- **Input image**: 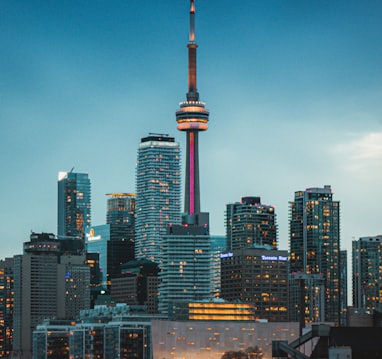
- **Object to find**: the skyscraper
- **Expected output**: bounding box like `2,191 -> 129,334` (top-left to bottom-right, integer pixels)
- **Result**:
13,233 -> 90,358
352,235 -> 382,310
158,0 -> 211,314
135,134 -> 181,263
58,170 -> 91,241
226,196 -> 278,251
289,185 -> 341,324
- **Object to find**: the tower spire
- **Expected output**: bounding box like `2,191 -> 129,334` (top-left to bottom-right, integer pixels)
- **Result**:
187,0 -> 198,101
176,0 -> 209,221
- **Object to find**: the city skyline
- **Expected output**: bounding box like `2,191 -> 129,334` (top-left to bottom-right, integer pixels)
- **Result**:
1,0 -> 382,260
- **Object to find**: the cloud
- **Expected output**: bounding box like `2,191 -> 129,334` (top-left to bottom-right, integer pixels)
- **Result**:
333,131 -> 382,173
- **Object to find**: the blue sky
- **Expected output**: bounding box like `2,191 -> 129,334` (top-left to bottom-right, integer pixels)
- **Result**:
1,0 -> 382,261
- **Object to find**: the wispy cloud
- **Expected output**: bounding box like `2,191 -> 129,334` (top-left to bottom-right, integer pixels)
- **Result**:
333,132 -> 382,172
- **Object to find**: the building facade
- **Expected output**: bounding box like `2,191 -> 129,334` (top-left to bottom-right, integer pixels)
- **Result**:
152,320 -> 298,359
210,235 -> 226,295
58,171 -> 91,242
106,193 -> 136,246
112,259 -> 160,314
352,235 -> 382,310
135,134 -> 181,263
158,225 -> 211,314
289,185 -> 341,324
86,224 -> 135,291
33,319 -> 152,359
220,248 -> 289,321
226,196 -> 278,251
13,233 -> 90,358
0,258 -> 14,357
340,249 -> 348,326
169,300 -> 257,321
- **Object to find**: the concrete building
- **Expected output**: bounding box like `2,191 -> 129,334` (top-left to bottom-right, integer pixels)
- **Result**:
111,259 -> 160,314
226,196 -> 278,251
135,134 -> 181,264
289,185 -> 341,324
13,233 -> 90,359
152,319 -> 299,359
220,248 -> 289,321
57,171 -> 91,242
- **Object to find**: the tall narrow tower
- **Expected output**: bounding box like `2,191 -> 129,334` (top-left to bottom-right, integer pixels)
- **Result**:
289,185 -> 341,325
158,0 -> 211,314
58,171 -> 91,242
176,0 -> 209,222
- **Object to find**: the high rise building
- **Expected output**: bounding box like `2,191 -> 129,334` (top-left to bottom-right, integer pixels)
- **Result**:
135,134 -> 181,263
0,258 -> 13,357
13,233 -> 90,358
220,248 -> 289,321
289,185 -> 341,324
226,196 -> 278,251
58,170 -> 91,242
158,0 -> 211,314
158,225 -> 211,314
352,235 -> 382,310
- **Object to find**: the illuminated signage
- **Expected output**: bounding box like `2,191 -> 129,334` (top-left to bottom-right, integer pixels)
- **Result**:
86,228 -> 101,241
220,252 -> 233,259
261,255 -> 288,261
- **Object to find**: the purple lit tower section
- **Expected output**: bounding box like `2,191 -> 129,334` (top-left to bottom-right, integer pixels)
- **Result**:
176,0 -> 209,227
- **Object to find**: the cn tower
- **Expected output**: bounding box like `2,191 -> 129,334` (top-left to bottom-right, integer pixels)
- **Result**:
176,0 -> 209,223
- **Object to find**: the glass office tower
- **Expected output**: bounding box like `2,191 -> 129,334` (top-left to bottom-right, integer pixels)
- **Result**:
58,171 -> 91,241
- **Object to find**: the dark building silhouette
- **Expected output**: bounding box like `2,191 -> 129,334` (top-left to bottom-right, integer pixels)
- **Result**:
221,248 -> 289,321
111,259 -> 160,314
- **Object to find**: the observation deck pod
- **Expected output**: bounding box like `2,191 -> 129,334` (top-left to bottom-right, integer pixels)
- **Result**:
176,101 -> 209,131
